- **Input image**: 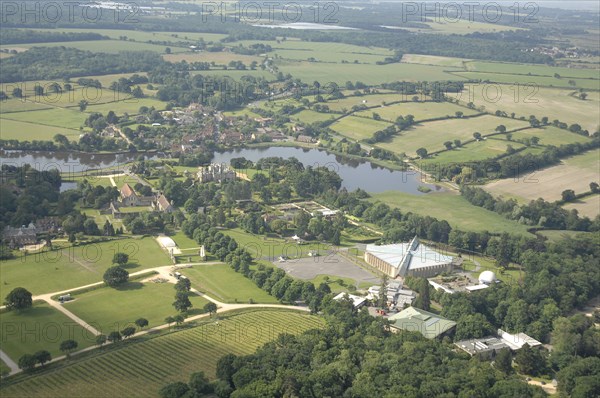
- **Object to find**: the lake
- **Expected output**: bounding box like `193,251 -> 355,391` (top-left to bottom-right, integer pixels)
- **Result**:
0,147 -> 439,194
212,146 -> 439,194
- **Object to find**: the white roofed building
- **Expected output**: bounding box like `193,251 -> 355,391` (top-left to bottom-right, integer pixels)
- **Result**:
364,236 -> 458,278
333,293 -> 367,309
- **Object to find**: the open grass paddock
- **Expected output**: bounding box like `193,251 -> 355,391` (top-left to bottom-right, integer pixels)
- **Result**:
1,40 -> 186,54
371,191 -> 533,235
563,194 -> 600,218
378,114 -> 529,156
0,238 -> 169,298
64,282 -> 210,334
0,309 -> 324,397
181,263 -> 279,304
0,302 -> 94,361
355,101 -> 478,122
330,116 -> 393,141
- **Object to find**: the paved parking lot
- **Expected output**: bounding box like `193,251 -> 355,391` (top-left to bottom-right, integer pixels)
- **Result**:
275,253 -> 380,285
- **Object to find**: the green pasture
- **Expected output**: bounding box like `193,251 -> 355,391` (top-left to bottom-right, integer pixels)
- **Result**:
2,107 -> 86,130
330,116 -> 393,141
403,19 -> 523,35
0,238 -> 169,298
453,71 -> 600,90
378,114 -> 529,156
419,138 -> 526,165
291,110 -> 337,124
0,118 -> 81,141
323,93 -> 429,112
189,69 -> 274,80
1,40 -> 186,54
64,282 -> 210,334
275,60 -> 464,85
0,309 -> 323,397
466,60 -> 600,80
355,101 -> 478,122
371,191 -> 533,236
0,302 -> 94,362
182,263 -> 279,304
509,126 -> 592,146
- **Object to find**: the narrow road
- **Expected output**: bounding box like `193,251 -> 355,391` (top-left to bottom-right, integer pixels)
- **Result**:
0,350 -> 19,374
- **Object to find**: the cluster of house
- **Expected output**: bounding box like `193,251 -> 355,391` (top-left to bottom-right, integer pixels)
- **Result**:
2,218 -> 61,248
106,183 -> 173,218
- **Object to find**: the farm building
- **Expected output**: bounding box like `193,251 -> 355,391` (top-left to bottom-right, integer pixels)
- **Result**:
333,293 -> 367,309
120,183 -> 139,206
388,307 -> 456,339
364,236 -> 458,278
153,194 -> 173,213
455,329 -> 541,359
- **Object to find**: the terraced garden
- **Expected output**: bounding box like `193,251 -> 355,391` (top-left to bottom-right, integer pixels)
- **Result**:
0,309 -> 324,398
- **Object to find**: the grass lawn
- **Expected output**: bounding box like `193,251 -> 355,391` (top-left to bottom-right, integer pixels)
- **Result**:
330,116 -> 393,141
371,191 -> 533,236
169,231 -> 200,250
222,228 -> 330,261
181,263 -> 279,304
0,309 -> 323,397
378,115 -> 529,156
355,101 -> 479,122
459,84 -> 600,133
0,302 -> 94,362
0,118 -> 81,141
0,238 -> 170,298
64,282 -> 209,334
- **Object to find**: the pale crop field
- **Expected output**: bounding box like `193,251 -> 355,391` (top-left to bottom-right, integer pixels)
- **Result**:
563,195 -> 600,218
164,52 -> 263,65
457,84 -> 600,133
401,54 -> 469,68
484,149 -> 600,203
1,40 -> 186,54
452,71 -> 600,90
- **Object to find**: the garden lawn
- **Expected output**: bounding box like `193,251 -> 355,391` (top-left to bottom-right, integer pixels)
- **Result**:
181,263 -> 279,304
0,302 -> 94,362
0,238 -> 169,298
63,282 -> 210,334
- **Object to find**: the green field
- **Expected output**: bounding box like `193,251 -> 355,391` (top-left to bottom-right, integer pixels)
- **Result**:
8,28 -> 227,44
509,126 -> 592,147
291,110 -> 338,124
355,101 -> 479,122
275,60 -> 464,85
1,40 -> 186,54
0,309 -> 324,397
330,116 -> 393,141
0,302 -> 94,361
222,228 -> 328,260
2,107 -> 86,130
452,71 -> 600,90
64,282 -> 210,334
181,263 -> 279,304
419,138 -> 527,165
402,19 -> 523,35
0,118 -> 81,141
372,191 -> 533,235
0,238 -> 170,298
458,84 -> 600,133
170,231 -> 200,250
378,115 -> 529,156
466,60 -> 600,80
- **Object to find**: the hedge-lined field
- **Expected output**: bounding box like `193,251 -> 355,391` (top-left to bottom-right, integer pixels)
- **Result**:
0,309 -> 324,398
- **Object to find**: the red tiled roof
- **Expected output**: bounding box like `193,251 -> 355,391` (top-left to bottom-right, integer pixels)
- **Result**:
121,183 -> 136,198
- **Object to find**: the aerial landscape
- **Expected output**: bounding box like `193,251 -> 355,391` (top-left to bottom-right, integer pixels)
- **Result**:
0,1 -> 599,397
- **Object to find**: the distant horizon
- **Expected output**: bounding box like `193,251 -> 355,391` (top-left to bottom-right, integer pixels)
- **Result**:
375,1 -> 600,12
